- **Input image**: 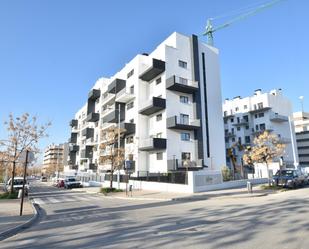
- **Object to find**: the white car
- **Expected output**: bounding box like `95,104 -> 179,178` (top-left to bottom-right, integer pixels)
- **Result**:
6,177 -> 29,196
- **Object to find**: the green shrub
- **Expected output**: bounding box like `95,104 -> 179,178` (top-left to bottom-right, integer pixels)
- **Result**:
221,166 -> 232,181
100,187 -> 123,195
0,191 -> 18,199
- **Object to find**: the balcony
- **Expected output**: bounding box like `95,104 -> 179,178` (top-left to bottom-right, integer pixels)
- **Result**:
102,107 -> 125,123
139,97 -> 166,116
233,119 -> 249,126
167,159 -> 203,171
249,106 -> 271,114
139,137 -> 167,151
166,116 -> 200,130
101,92 -> 115,105
225,132 -> 236,138
86,112 -> 100,122
69,119 -> 78,127
69,145 -> 79,152
81,127 -> 94,138
166,76 -> 198,94
120,122 -> 136,135
115,87 -> 135,103
88,89 -> 101,101
69,132 -> 78,143
89,163 -> 97,171
270,113 -> 289,122
80,146 -> 94,159
107,78 -> 126,94
252,126 -> 274,135
139,58 -> 165,82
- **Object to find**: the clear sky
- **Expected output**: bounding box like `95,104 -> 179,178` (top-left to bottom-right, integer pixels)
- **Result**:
0,0 -> 308,163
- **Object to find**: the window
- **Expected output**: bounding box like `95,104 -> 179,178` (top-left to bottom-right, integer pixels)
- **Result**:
156,77 -> 161,85
238,137 -> 242,144
180,114 -> 189,125
126,136 -> 134,144
255,114 -> 258,119
245,136 -> 251,144
260,123 -> 266,130
232,137 -> 236,142
129,119 -> 134,123
180,96 -> 189,104
225,137 -> 229,143
255,125 -> 259,131
181,132 -> 190,141
245,125 -> 249,130
244,105 -> 248,109
130,85 -> 134,94
258,102 -> 263,109
179,77 -> 188,85
127,101 -> 134,110
237,117 -> 240,123
235,107 -> 239,112
178,60 -> 187,69
224,119 -> 227,124
230,118 -> 234,123
127,69 -> 134,79
237,127 -> 241,131
181,152 -> 191,161
156,113 -> 162,121
157,152 -> 163,160
243,115 -> 249,122
231,128 -> 235,134
224,111 -> 227,117
258,112 -> 264,118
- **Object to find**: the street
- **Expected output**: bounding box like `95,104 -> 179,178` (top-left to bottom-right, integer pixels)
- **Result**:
1,181 -> 309,249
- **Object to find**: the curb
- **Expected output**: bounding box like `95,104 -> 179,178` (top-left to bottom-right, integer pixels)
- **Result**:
0,199 -> 40,241
101,195 -> 172,202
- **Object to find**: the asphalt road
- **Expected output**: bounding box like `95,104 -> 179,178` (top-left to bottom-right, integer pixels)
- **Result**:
1,181 -> 309,249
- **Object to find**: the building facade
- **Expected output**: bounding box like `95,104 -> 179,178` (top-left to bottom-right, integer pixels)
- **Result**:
68,32 -> 226,179
292,111 -> 309,169
222,89 -> 299,174
43,143 -> 67,175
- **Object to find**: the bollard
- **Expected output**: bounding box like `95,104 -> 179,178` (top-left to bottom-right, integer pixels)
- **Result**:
247,181 -> 253,194
18,189 -> 23,199
129,184 -> 133,197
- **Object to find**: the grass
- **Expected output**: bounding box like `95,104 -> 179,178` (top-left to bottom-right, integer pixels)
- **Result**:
100,187 -> 123,195
0,191 -> 18,199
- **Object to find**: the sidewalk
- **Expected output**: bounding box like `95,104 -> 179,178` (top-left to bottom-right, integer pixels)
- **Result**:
0,199 -> 34,237
78,184 -> 278,201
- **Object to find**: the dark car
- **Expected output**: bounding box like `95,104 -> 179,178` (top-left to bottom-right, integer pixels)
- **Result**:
64,177 -> 82,189
272,169 -> 306,188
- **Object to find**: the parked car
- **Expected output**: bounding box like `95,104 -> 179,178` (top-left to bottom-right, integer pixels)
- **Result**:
272,169 -> 306,188
64,177 -> 82,189
6,177 -> 29,195
41,176 -> 47,182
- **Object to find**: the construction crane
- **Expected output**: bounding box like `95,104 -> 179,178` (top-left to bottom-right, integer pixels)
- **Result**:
203,0 -> 284,46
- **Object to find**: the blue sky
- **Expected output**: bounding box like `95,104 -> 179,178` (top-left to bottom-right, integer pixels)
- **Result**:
0,0 -> 308,163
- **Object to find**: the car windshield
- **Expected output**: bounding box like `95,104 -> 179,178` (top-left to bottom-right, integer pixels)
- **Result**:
67,178 -> 76,182
14,179 -> 25,185
275,170 -> 294,176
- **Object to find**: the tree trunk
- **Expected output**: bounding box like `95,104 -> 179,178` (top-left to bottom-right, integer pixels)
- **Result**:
266,162 -> 271,186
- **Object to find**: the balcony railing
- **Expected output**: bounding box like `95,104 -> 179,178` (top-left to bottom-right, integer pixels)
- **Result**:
139,58 -> 165,82
139,137 -> 167,151
139,97 -> 166,116
167,116 -> 200,130
166,75 -> 198,93
115,87 -> 135,103
270,113 -> 289,122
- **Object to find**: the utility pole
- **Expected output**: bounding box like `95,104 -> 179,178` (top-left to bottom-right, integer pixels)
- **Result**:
117,103 -> 121,190
20,149 -> 29,216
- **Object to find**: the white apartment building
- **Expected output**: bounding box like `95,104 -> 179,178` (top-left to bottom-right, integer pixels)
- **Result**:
222,89 -> 299,176
43,143 -> 68,175
292,111 -> 309,169
67,32 -> 226,182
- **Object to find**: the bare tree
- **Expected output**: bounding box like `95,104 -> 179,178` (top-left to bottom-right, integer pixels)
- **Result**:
0,113 -> 51,193
99,126 -> 126,189
243,131 -> 285,185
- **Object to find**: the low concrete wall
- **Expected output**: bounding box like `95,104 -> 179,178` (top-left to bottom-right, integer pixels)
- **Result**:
194,178 -> 269,192
129,180 -> 192,193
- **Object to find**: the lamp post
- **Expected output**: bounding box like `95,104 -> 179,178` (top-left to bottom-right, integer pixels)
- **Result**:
117,102 -> 121,190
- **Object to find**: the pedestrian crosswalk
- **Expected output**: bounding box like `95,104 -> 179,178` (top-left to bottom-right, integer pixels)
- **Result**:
32,193 -> 100,205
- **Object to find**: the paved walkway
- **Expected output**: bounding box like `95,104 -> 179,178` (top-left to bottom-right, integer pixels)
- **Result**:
0,199 -> 34,235
75,184 -> 278,201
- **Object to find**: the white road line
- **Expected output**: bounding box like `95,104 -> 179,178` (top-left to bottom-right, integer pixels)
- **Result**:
33,198 -> 45,205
